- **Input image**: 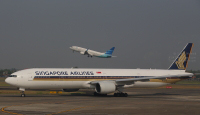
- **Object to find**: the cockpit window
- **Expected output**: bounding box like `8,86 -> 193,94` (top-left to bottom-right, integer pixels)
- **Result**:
9,75 -> 17,77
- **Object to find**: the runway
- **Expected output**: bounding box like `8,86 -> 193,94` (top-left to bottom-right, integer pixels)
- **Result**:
0,88 -> 200,115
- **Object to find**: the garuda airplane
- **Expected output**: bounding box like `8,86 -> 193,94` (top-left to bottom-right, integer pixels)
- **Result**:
5,43 -> 194,97
69,46 -> 116,58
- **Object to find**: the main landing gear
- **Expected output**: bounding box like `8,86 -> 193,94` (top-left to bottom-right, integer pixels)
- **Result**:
94,92 -> 107,96
114,87 -> 128,97
93,92 -> 128,97
88,55 -> 92,58
114,93 -> 128,97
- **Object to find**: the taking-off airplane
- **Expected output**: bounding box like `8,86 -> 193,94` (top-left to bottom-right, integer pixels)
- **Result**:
5,43 -> 194,97
69,46 -> 116,58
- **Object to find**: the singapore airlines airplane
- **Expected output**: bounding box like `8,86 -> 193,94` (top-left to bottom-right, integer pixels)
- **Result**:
69,46 -> 116,58
5,43 -> 194,97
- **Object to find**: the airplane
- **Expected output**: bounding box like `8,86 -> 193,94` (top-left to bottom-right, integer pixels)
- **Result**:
69,46 -> 116,58
5,43 -> 194,97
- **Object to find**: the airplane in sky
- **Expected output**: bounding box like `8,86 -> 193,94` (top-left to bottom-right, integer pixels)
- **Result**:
5,43 -> 194,97
69,46 -> 116,58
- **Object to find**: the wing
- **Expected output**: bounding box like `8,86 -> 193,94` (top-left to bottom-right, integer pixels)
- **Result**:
90,73 -> 193,85
87,52 -> 93,56
80,49 -> 90,55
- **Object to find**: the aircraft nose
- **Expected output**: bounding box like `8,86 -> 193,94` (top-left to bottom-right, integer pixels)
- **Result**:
5,77 -> 10,84
5,77 -> 16,85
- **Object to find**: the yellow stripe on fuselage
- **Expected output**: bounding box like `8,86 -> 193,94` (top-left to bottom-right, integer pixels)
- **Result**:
150,79 -> 182,83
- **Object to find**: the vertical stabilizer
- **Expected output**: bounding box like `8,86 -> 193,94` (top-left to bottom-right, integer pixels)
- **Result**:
168,43 -> 194,70
105,47 -> 115,55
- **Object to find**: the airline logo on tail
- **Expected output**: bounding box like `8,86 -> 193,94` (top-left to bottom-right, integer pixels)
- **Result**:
105,47 -> 115,55
175,51 -> 186,69
169,43 -> 194,70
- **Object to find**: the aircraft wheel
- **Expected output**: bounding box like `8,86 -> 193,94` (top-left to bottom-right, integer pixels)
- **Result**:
114,93 -> 128,97
124,93 -> 128,97
114,93 -> 119,97
94,92 -> 98,96
94,92 -> 108,96
21,94 -> 25,97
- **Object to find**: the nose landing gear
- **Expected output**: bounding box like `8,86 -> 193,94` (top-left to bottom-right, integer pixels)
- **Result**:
21,91 -> 26,97
19,88 -> 26,97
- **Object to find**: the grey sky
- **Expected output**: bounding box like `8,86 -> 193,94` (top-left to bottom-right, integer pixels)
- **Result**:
0,0 -> 200,70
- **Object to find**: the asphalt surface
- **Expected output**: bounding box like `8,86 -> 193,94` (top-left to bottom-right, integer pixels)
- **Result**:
0,87 -> 200,115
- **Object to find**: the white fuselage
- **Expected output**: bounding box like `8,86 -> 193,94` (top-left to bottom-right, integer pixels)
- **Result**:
5,68 -> 191,90
70,46 -> 105,57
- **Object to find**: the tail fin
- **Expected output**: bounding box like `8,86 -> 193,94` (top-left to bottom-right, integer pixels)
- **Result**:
105,47 -> 115,55
168,43 -> 194,70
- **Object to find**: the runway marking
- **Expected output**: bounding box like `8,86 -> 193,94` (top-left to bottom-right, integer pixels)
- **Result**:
47,106 -> 93,115
1,99 -> 91,115
2,105 -> 23,115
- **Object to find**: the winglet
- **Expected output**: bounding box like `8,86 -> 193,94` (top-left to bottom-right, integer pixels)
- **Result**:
168,43 -> 194,70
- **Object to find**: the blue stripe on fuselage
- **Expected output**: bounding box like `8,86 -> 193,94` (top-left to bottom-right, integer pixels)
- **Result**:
98,54 -> 112,58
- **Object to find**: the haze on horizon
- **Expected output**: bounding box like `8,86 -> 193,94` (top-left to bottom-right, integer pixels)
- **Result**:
0,0 -> 200,70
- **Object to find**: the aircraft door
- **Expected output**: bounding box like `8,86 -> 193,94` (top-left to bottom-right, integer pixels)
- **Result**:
28,76 -> 33,81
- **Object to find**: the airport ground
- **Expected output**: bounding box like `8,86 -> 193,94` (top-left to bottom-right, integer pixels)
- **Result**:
0,78 -> 200,115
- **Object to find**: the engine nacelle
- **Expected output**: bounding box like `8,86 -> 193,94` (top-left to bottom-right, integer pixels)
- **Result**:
123,84 -> 134,88
95,82 -> 116,94
80,52 -> 85,55
62,89 -> 79,92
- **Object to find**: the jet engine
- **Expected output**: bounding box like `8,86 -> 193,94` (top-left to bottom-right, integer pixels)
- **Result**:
62,89 -> 79,92
95,82 -> 116,94
80,52 -> 85,55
